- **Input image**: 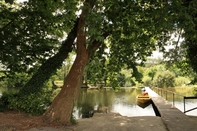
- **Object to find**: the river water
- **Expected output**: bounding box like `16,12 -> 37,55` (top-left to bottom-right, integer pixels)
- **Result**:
1,87 -> 196,118
73,87 -> 197,119
73,88 -> 155,119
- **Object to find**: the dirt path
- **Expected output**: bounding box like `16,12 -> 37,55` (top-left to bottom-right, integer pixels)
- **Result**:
0,111 -> 64,131
1,111 -> 197,131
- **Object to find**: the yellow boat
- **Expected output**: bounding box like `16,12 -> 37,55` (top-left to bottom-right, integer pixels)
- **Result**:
136,94 -> 152,108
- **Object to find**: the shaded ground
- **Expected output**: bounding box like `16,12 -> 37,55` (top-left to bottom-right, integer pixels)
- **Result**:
0,111 -> 197,131
188,115 -> 197,123
71,113 -> 167,131
0,111 -> 65,131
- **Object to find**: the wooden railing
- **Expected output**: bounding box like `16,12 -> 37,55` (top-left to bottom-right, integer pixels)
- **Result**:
152,87 -> 197,114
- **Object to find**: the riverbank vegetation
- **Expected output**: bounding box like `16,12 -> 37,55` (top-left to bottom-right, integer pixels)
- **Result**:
1,56 -> 197,115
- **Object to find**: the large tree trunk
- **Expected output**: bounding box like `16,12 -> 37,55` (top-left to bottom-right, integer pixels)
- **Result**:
43,1 -> 91,124
43,53 -> 89,124
19,19 -> 78,95
43,0 -> 109,124
43,23 -> 89,124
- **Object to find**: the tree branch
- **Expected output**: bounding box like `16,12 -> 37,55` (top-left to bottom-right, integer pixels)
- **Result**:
87,32 -> 110,58
0,20 -> 14,32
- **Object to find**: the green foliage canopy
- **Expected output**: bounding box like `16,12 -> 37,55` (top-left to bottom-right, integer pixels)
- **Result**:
2,0 -> 195,85
82,0 -> 183,86
0,0 -> 77,76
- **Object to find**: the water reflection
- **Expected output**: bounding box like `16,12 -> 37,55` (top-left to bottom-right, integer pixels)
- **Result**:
73,88 -> 155,119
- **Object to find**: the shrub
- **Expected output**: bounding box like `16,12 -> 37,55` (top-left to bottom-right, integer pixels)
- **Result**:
153,70 -> 175,88
0,92 -> 17,112
193,87 -> 197,96
142,76 -> 152,87
116,73 -> 126,87
0,91 -> 52,115
174,77 -> 190,86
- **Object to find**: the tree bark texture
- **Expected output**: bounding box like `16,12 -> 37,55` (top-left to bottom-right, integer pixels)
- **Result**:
43,2 -> 89,124
43,0 -> 109,124
43,54 -> 89,124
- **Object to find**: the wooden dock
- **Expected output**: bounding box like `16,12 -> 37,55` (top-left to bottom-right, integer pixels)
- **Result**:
146,87 -> 196,131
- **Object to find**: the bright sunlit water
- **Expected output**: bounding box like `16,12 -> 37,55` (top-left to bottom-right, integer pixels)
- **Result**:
73,87 -> 197,119
73,88 -> 155,119
1,87 -> 196,118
